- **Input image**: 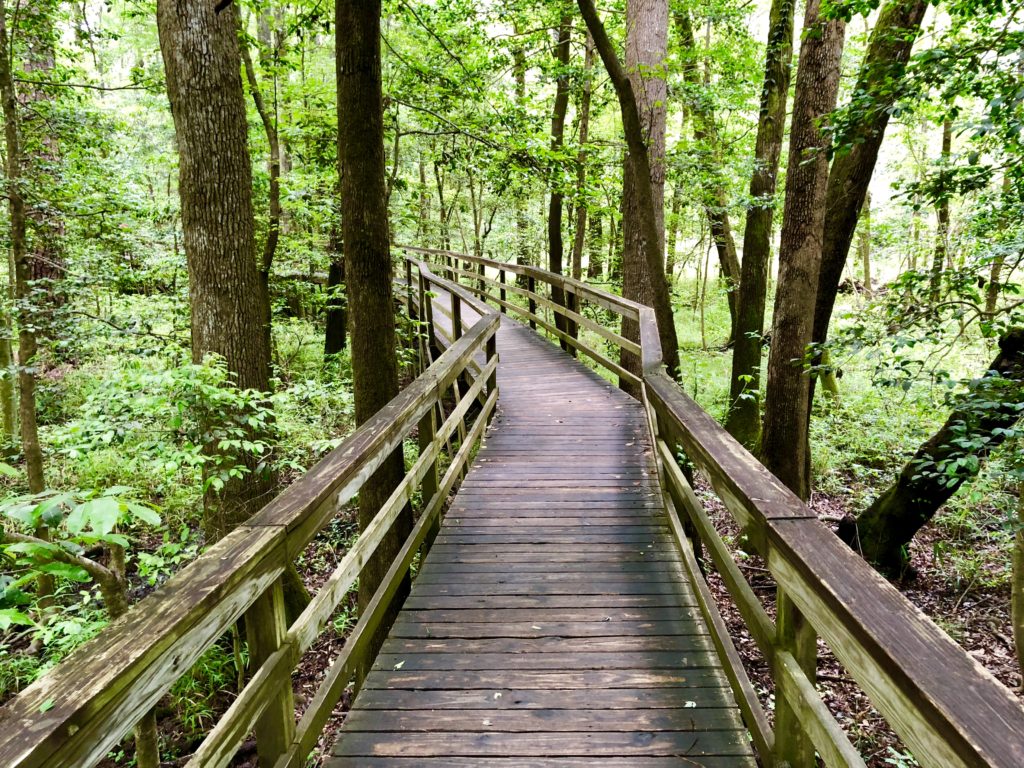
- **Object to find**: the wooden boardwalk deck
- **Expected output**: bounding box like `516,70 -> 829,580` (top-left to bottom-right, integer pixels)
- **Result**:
328,315 -> 755,766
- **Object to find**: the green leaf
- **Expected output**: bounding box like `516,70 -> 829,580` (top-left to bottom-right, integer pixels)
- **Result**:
0,462 -> 19,478
36,562 -> 91,582
0,608 -> 34,631
125,502 -> 160,527
80,497 -> 122,535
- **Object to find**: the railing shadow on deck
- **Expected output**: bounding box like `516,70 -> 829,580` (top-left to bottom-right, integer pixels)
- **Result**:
0,261 -> 498,768
399,244 -> 1024,768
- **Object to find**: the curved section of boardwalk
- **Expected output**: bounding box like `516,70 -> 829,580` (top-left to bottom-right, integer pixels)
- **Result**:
329,317 -> 755,766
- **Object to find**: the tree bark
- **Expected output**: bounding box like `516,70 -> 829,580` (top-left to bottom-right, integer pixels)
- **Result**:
571,33 -> 596,285
513,37 -> 532,288
929,118 -> 953,304
665,179 -> 683,277
548,14 -> 573,352
587,210 -> 604,279
761,0 -> 845,500
324,215 -> 347,357
336,0 -> 410,636
580,0 -> 680,380
851,329 -> 1024,572
724,0 -> 796,449
157,0 -> 275,541
860,191 -> 872,296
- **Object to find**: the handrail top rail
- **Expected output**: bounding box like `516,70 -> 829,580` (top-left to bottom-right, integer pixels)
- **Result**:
405,253 -> 494,318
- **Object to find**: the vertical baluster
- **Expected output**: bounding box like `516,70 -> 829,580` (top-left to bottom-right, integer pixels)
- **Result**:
418,404 -> 440,549
499,269 -> 507,313
244,578 -> 295,765
774,588 -> 816,767
527,275 -> 537,330
486,331 -> 498,425
451,292 -> 462,341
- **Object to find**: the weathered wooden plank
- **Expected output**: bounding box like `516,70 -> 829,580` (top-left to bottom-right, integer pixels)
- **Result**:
342,707 -> 745,733
380,636 -> 712,655
332,730 -> 752,758
352,687 -> 735,710
329,757 -> 756,768
362,668 -> 731,690
371,652 -> 721,672
390,620 -> 703,638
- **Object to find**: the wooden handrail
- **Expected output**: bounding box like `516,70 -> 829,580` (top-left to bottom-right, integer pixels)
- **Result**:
0,261 -> 500,768
402,245 -> 1024,768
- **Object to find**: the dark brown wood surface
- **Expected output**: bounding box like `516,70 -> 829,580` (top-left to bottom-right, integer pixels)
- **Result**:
328,315 -> 752,765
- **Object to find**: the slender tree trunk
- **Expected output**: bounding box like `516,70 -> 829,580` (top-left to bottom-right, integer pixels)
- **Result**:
850,329 -> 1024,572
587,210 -> 604,279
724,0 -> 795,448
336,0 -> 410,639
571,33 -> 596,285
158,0 -> 275,541
582,0 -> 680,382
324,215 -> 347,357
761,0 -> 845,500
513,38 -> 531,287
676,10 -> 741,340
860,191 -> 872,296
548,14 -> 573,352
417,153 -> 429,241
930,117 -> 953,305
987,175 -> 1011,316
240,27 -> 281,358
665,180 -> 683,277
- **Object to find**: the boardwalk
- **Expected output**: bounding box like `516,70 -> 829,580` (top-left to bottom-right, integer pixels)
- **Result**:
329,315 -> 755,766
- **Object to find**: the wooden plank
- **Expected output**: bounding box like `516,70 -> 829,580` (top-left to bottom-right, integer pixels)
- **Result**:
353,687 -> 736,710
342,708 -> 745,733
329,757 -> 756,768
390,620 -> 704,638
332,730 -> 752,758
361,669 -> 732,690
370,652 -> 722,672
379,636 -> 713,655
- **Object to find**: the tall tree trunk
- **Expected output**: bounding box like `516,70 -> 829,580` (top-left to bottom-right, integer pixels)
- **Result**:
158,0 -> 275,541
240,25 -> 281,359
676,10 -> 741,340
324,212 -> 347,358
417,153 -> 429,241
860,191 -> 872,296
513,36 -> 531,287
724,0 -> 796,448
665,180 -> 683,277
811,0 -> 928,367
571,33 -> 596,284
929,118 -> 953,304
336,0 -> 410,638
548,14 -> 573,352
850,329 -> 1024,573
987,175 -> 1011,317
761,0 -> 845,500
583,0 -> 680,382
587,209 -> 604,279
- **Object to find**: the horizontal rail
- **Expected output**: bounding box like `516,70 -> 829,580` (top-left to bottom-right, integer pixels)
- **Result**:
0,266 -> 501,768
403,244 -> 1024,768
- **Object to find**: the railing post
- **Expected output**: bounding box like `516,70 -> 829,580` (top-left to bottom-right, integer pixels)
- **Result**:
244,578 -> 295,766
404,256 -> 413,312
418,272 -> 434,368
774,587 -> 816,767
499,269 -> 507,313
486,331 -> 498,424
451,292 -> 462,340
527,275 -> 537,330
418,405 -> 440,548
